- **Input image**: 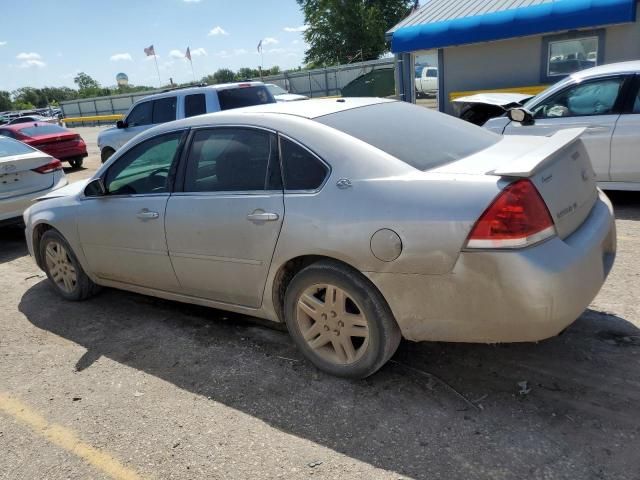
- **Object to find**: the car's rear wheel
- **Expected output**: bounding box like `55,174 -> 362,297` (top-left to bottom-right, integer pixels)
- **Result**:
40,230 -> 99,301
68,157 -> 83,169
284,260 -> 401,379
101,147 -> 115,164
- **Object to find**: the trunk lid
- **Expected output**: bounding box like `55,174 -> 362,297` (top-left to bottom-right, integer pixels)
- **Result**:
432,128 -> 598,239
0,153 -> 56,199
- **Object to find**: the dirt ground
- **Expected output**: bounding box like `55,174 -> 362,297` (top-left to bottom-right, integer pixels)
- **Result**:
1,127 -> 639,480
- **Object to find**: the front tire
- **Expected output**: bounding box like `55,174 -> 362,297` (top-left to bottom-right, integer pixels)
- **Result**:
284,260 -> 401,379
101,147 -> 115,164
69,157 -> 83,169
40,230 -> 99,301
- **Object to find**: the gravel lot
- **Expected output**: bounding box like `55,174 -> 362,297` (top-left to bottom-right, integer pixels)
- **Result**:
1,127 -> 639,480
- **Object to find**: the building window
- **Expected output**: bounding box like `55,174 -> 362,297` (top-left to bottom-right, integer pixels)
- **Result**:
541,30 -> 605,83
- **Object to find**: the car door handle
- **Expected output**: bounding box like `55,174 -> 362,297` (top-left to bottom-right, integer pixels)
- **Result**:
136,209 -> 159,220
247,211 -> 279,222
585,126 -> 610,134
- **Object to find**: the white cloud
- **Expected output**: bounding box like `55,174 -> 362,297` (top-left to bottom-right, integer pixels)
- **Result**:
19,59 -> 46,68
208,26 -> 228,36
16,52 -> 42,60
191,47 -> 207,57
268,48 -> 285,54
0,41 -> 7,47
110,53 -> 133,61
283,25 -> 308,32
169,49 -> 184,59
262,37 -> 279,46
233,48 -> 247,55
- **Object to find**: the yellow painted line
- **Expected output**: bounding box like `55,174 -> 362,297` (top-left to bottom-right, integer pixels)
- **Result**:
449,85 -> 549,102
618,235 -> 636,242
63,114 -> 123,123
0,392 -> 144,480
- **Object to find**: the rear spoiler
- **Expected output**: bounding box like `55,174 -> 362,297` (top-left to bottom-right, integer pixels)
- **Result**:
487,128 -> 586,178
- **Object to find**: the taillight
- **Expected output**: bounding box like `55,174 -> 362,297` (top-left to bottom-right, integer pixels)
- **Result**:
466,179 -> 555,249
32,159 -> 63,174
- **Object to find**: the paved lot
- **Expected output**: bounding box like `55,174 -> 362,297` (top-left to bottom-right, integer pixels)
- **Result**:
1,127 -> 640,479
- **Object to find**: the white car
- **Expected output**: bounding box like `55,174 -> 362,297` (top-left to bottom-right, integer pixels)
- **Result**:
97,82 -> 276,163
415,66 -> 438,98
484,61 -> 640,191
0,136 -> 67,224
265,83 -> 309,102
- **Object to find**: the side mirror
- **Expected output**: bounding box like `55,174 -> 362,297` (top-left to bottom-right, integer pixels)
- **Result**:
508,108 -> 535,125
116,120 -> 127,129
84,178 -> 106,197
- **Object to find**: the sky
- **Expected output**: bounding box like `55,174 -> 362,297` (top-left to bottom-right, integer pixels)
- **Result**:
0,0 -> 308,91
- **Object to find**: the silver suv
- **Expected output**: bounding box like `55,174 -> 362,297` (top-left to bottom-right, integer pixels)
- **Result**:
97,82 -> 275,163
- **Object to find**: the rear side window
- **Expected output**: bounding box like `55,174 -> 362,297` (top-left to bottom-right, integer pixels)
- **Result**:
317,102 -> 500,171
217,86 -> 275,110
185,94 -> 207,118
280,138 -> 328,190
0,129 -> 16,139
18,124 -> 68,136
127,101 -> 152,127
152,97 -> 177,124
0,137 -> 35,157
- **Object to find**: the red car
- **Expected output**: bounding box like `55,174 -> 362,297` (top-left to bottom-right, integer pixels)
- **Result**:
0,122 -> 87,169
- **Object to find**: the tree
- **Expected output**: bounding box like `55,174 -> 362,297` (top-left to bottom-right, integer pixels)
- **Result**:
0,91 -> 12,111
297,0 -> 414,66
213,68 -> 236,84
73,72 -> 100,91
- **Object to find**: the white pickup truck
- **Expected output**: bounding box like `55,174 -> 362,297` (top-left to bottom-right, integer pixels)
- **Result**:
97,82 -> 275,163
415,66 -> 438,98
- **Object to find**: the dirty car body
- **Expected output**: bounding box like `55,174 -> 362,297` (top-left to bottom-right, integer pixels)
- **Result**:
23,98 -> 616,377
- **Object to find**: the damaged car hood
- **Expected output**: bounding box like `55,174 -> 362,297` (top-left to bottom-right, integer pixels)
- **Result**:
452,92 -> 534,107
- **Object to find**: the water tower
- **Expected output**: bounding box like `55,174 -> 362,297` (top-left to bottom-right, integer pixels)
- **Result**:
116,72 -> 129,86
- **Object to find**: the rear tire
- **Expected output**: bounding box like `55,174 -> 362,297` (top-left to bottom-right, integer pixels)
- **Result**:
101,147 -> 115,164
284,260 -> 401,379
40,229 -> 100,301
69,157 -> 83,169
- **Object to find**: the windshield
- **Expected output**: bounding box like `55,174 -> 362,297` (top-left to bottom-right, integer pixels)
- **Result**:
317,102 -> 500,171
18,124 -> 68,136
522,76 -> 573,110
267,84 -> 288,96
0,137 -> 36,157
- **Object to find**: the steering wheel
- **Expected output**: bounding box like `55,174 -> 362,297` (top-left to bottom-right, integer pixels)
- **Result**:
148,167 -> 170,190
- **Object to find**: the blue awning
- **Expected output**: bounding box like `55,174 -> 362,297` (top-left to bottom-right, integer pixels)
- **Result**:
391,0 -> 637,53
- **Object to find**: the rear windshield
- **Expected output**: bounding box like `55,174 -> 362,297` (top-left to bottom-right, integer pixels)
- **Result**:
317,102 -> 500,171
217,86 -> 276,111
0,137 -> 36,157
19,124 -> 68,136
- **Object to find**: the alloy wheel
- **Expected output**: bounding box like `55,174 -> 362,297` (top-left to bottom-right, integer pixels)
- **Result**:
44,241 -> 77,294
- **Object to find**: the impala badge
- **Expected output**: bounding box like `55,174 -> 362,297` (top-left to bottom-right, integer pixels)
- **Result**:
1,164 -> 16,173
336,178 -> 352,189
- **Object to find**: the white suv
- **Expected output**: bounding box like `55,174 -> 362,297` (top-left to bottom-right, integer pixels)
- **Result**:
97,82 -> 275,163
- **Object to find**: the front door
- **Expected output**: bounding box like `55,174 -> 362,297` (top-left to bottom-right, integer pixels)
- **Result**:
610,77 -> 640,184
165,127 -> 284,308
77,130 -> 186,291
503,76 -> 627,182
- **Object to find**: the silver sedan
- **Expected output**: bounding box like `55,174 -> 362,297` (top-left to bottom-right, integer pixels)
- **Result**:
23,98 -> 616,378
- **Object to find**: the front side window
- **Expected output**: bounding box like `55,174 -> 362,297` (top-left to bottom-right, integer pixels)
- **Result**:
184,128 -> 279,192
547,36 -> 598,78
280,137 -> 328,191
152,97 -> 177,124
530,77 -> 625,119
127,101 -> 152,127
185,94 -> 207,118
104,131 -> 183,195
426,69 -> 438,78
633,85 -> 640,114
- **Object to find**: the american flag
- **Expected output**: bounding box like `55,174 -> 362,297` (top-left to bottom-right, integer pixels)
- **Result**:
144,45 -> 156,56
185,47 -> 191,61
257,40 -> 263,53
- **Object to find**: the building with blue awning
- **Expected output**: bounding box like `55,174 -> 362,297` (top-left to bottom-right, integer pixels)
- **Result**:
388,0 -> 640,114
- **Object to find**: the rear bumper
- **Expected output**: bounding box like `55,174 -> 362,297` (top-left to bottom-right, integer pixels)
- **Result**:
0,175 -> 68,222
366,190 -> 616,343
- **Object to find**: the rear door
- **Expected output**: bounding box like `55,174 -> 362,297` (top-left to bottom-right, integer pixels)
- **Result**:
165,127 -> 283,308
610,75 -> 640,183
503,76 -> 628,182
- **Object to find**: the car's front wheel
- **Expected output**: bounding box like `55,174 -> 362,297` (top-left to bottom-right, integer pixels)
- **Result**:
100,147 -> 115,164
284,260 -> 401,379
68,157 -> 83,169
40,229 -> 100,301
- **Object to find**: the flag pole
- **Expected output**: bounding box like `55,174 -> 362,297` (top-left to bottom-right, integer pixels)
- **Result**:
153,54 -> 162,87
190,59 -> 196,83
